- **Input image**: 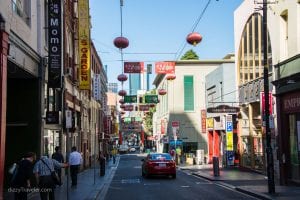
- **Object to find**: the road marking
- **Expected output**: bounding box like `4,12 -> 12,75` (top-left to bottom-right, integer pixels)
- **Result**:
181,185 -> 190,188
121,179 -> 141,184
144,183 -> 161,186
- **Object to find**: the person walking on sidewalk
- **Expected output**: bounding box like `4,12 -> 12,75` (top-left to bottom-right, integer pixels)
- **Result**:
69,146 -> 82,187
33,155 -> 68,200
10,152 -> 36,200
98,151 -> 106,176
52,146 -> 64,185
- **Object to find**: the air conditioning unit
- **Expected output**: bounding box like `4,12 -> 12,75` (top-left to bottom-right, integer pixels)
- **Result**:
66,67 -> 73,76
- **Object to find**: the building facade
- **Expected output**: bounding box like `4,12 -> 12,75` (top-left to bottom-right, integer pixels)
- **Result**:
234,0 -> 300,184
205,55 -> 238,166
153,58 -> 234,161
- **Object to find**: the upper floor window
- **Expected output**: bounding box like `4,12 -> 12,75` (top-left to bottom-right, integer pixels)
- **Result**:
12,0 -> 31,26
184,76 -> 194,111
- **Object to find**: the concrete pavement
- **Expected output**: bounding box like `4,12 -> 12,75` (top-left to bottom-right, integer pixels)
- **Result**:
179,164 -> 300,200
4,156 -> 119,200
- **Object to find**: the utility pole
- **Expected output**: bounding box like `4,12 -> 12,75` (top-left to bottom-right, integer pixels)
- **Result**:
262,0 -> 275,194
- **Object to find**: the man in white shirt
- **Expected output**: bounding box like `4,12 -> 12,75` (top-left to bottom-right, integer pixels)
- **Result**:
69,146 -> 82,187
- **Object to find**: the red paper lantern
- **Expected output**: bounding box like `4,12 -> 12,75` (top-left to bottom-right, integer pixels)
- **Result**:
117,74 -> 128,82
149,104 -> 156,108
186,32 -> 202,46
158,89 -> 167,95
114,36 -> 129,49
119,99 -> 125,104
118,90 -> 127,96
166,74 -> 176,81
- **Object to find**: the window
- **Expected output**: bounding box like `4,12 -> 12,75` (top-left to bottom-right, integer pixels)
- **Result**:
184,76 -> 194,111
12,0 -> 31,26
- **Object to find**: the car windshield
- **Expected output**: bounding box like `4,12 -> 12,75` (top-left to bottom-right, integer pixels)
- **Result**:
149,154 -> 172,161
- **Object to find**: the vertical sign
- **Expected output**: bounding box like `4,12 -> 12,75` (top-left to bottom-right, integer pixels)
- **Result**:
226,115 -> 233,151
171,121 -> 180,138
48,0 -> 62,88
93,74 -> 100,100
78,0 -> 91,90
201,110 -> 206,133
161,119 -> 165,134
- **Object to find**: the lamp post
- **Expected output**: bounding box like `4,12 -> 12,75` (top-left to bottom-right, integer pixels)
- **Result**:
262,0 -> 275,194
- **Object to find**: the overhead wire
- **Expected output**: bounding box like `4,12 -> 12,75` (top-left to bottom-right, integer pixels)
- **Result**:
174,0 -> 212,61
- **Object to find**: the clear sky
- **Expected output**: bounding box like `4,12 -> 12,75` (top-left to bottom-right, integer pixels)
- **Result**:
89,0 -> 243,91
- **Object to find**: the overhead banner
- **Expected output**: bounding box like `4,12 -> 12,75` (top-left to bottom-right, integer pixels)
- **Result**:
139,104 -> 150,111
124,62 -> 144,73
78,0 -> 91,90
155,61 -> 175,74
48,0 -> 62,88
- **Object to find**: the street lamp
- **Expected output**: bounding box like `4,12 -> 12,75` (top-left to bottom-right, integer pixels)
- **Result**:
262,0 -> 275,194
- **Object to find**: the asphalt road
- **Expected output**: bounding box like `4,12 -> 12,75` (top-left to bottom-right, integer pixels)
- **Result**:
100,154 -> 258,200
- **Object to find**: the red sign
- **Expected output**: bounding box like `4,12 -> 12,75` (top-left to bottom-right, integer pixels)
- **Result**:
201,110 -> 206,133
124,62 -> 144,73
155,62 -> 175,74
161,119 -> 165,134
139,104 -> 150,111
282,91 -> 300,113
260,92 -> 273,115
171,121 -> 179,127
124,105 -> 134,111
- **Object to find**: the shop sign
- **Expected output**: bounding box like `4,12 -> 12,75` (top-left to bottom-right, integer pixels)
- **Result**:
46,111 -> 59,124
226,115 -> 233,151
207,118 -> 214,129
145,95 -> 159,103
48,0 -> 62,88
201,110 -> 206,133
124,62 -> 144,73
207,105 -> 239,113
155,61 -> 175,74
78,0 -> 91,90
124,95 -> 137,103
139,104 -> 150,111
93,74 -> 100,100
282,91 -> 300,113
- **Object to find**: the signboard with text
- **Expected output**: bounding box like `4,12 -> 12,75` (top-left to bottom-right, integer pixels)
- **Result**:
124,62 -> 144,73
155,61 -> 175,74
145,95 -> 159,103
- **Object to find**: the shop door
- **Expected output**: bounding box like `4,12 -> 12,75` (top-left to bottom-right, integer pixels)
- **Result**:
288,114 -> 300,183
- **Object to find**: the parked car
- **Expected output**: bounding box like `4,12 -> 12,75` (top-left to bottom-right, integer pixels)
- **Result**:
141,153 -> 176,178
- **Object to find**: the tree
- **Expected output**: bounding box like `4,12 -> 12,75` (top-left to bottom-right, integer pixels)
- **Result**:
180,49 -> 199,60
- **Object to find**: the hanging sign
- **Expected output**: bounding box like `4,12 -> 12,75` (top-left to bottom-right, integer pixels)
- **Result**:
124,62 -> 144,73
78,0 -> 91,90
93,74 -> 100,100
48,0 -> 62,88
139,104 -> 150,111
226,115 -> 233,151
155,61 -> 175,74
124,95 -> 137,103
145,95 -> 159,103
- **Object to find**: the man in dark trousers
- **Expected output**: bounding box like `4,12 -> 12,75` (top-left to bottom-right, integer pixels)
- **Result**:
69,146 -> 82,187
52,146 -> 64,185
11,152 -> 36,200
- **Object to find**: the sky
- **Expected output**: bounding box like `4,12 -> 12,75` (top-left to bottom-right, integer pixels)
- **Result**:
89,0 -> 243,91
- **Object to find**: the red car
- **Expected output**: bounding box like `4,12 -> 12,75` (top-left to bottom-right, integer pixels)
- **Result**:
141,153 -> 176,178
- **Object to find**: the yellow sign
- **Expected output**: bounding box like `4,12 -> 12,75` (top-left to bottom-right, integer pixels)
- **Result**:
226,132 -> 233,151
207,118 -> 214,129
78,0 -> 91,90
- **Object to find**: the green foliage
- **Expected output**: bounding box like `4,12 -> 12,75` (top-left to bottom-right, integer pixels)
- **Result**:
180,49 -> 199,60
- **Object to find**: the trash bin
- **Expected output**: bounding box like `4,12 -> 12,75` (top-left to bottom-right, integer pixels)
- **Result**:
213,156 -> 220,176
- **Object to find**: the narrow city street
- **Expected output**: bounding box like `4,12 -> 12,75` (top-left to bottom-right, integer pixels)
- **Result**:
99,154 -> 258,200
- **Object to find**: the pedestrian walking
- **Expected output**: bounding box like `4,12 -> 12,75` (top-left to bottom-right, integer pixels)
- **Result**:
10,152 -> 36,200
33,155 -> 68,200
52,146 -> 64,185
111,148 -> 117,164
69,146 -> 83,187
98,151 -> 106,176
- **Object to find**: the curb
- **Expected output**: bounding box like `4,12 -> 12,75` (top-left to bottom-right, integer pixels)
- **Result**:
191,172 -> 272,200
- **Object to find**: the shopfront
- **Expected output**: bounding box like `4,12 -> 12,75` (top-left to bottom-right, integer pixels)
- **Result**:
278,90 -> 300,185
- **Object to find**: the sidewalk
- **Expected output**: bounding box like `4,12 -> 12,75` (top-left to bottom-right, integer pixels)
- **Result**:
4,156 -> 118,200
179,164 -> 300,200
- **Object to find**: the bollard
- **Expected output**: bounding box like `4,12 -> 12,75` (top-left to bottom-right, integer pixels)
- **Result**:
213,156 -> 220,176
